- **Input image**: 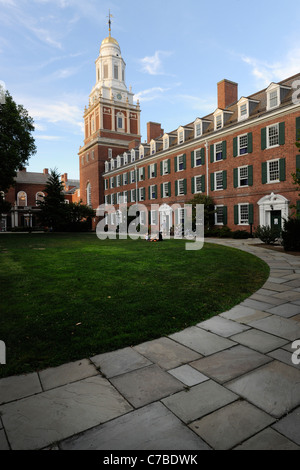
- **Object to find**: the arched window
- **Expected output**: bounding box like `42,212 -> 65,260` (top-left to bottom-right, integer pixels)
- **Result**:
117,112 -> 124,130
36,192 -> 45,205
17,191 -> 27,206
86,183 -> 92,207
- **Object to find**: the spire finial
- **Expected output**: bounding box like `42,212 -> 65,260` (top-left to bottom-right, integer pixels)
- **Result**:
107,10 -> 114,37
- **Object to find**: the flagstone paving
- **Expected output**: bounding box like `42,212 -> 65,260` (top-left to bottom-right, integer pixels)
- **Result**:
0,238 -> 300,450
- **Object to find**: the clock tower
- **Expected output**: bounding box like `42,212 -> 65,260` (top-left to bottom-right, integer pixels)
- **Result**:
79,16 -> 141,216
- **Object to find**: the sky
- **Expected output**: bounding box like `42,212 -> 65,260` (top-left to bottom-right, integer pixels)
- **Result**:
1,0 -> 300,180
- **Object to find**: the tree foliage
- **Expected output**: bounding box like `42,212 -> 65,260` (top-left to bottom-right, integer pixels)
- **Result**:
187,193 -> 216,229
0,90 -> 36,192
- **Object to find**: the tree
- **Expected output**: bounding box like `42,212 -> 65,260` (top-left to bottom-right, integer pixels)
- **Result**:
187,194 -> 216,230
0,90 -> 36,193
37,169 -> 67,231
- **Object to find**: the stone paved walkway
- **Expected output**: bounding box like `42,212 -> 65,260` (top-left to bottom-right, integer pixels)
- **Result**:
1,239 -> 300,450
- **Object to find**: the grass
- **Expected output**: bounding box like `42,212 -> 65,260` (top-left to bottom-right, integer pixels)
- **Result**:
0,233 -> 269,378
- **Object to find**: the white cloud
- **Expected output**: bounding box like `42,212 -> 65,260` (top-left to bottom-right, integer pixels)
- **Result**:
35,135 -> 62,141
242,47 -> 300,87
134,86 -> 171,102
139,50 -> 173,75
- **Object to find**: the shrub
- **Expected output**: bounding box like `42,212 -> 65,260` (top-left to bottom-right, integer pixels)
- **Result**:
254,225 -> 279,245
281,218 -> 300,251
232,230 -> 250,239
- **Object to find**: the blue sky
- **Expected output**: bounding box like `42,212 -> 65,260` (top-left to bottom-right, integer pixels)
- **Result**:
1,0 -> 300,180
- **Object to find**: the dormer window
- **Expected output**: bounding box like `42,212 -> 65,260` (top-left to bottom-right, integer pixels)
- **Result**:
150,141 -> 156,155
215,114 -> 223,130
163,135 -> 169,150
267,87 -> 279,110
194,120 -> 202,138
131,149 -> 136,162
239,103 -> 248,120
178,127 -> 184,144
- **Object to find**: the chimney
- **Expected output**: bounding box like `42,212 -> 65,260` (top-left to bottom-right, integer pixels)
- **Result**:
43,168 -> 48,175
129,139 -> 140,151
147,122 -> 164,143
61,173 -> 68,182
217,79 -> 238,109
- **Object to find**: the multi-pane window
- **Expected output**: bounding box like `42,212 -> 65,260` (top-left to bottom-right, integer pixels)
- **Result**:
195,149 -> 202,166
178,179 -> 185,195
105,179 -> 108,190
163,136 -> 169,150
139,188 -> 145,201
178,155 -> 184,171
215,206 -> 224,225
178,130 -> 184,144
215,114 -> 222,130
269,90 -> 278,109
116,175 -> 121,187
268,160 -> 280,182
150,185 -> 156,200
215,171 -> 223,190
162,159 -> 169,175
215,143 -> 223,161
239,204 -> 249,224
110,177 -> 115,189
130,170 -> 135,184
239,166 -> 248,186
239,135 -> 248,155
195,175 -> 203,193
122,191 -> 128,203
149,163 -> 156,178
268,124 -> 279,147
240,103 -> 247,119
163,182 -> 170,198
123,173 -> 128,185
195,122 -> 202,137
117,116 -> 123,129
131,189 -> 136,202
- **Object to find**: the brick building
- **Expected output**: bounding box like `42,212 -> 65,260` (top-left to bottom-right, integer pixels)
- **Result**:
1,169 -> 79,231
79,28 -> 300,235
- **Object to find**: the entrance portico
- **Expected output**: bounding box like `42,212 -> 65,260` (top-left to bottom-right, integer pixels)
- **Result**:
257,193 -> 289,231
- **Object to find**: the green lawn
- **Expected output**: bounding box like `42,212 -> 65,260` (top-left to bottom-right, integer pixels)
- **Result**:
0,233 -> 269,378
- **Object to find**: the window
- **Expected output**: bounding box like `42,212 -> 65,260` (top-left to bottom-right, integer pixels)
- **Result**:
239,204 -> 249,225
139,168 -> 144,181
123,173 -> 128,185
268,90 -> 279,109
105,179 -> 108,190
122,191 -> 128,203
215,171 -> 223,190
86,183 -> 92,207
215,206 -> 224,225
35,192 -> 45,204
149,185 -> 156,200
215,142 -> 223,161
86,153 -> 89,163
108,148 -> 112,159
103,64 -> 108,79
215,114 -> 222,130
149,163 -> 156,179
139,188 -> 145,201
195,149 -> 202,167
17,191 -> 27,206
178,155 -> 184,171
162,182 -> 170,198
131,150 -> 136,162
150,210 -> 158,225
110,177 -> 115,189
114,65 -> 118,80
267,124 -> 279,147
268,160 -> 280,182
239,134 -> 248,155
163,136 -> 169,150
239,166 -> 249,187
130,170 -> 135,184
116,175 -> 121,187
194,175 -> 203,193
195,121 -> 202,137
131,189 -> 136,202
178,130 -> 184,144
178,179 -> 185,195
150,141 -> 156,155
117,114 -> 124,130
239,103 -> 248,120
162,159 -> 170,175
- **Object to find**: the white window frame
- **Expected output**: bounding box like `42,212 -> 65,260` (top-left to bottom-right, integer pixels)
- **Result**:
150,141 -> 156,155
177,154 -> 184,171
215,171 -> 224,191
162,182 -> 170,198
163,135 -> 169,150
238,203 -> 249,225
178,179 -> 185,196
194,149 -> 202,167
178,127 -> 184,144
105,179 -> 108,190
110,177 -> 115,189
267,159 -> 280,184
150,185 -> 156,200
214,142 -> 223,162
194,119 -> 202,138
131,189 -> 136,202
238,134 -> 248,156
267,88 -> 279,110
238,166 -> 249,187
130,170 -> 135,184
117,112 -> 125,131
162,159 -> 169,175
215,205 -> 224,225
123,173 -> 128,185
214,113 -> 223,131
150,210 -> 158,225
131,149 -> 136,162
86,182 -> 92,207
267,123 -> 279,148
149,163 -> 156,179
139,187 -> 145,201
238,101 -> 249,121
116,175 -> 121,187
194,175 -> 203,194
